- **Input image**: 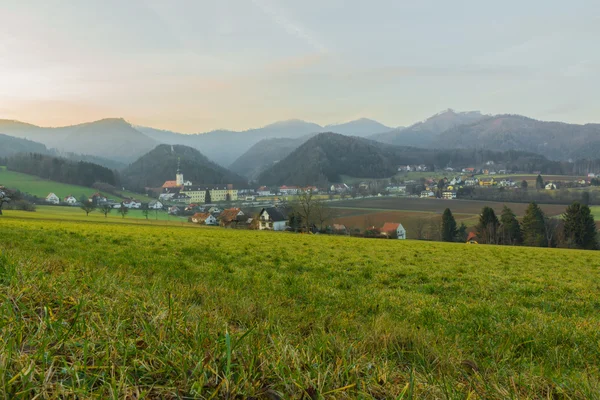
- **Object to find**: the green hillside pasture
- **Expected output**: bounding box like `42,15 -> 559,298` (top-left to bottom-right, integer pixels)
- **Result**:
0,167 -> 143,200
4,205 -> 188,224
1,217 -> 599,398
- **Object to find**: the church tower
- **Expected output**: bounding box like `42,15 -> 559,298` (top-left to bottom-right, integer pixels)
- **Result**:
176,157 -> 184,186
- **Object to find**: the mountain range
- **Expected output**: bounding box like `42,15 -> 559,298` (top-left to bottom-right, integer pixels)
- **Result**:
1,110 -> 599,177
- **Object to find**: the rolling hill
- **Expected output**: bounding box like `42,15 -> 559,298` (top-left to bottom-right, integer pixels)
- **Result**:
0,118 -> 157,163
228,134 -> 317,181
325,118 -> 394,136
122,144 -> 247,190
371,109 -> 487,148
256,132 -> 566,186
256,133 -> 410,186
0,134 -> 48,157
435,115 -> 600,161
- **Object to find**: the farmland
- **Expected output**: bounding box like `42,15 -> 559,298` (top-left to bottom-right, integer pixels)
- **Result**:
330,197 -> 568,234
1,213 -> 600,398
0,166 -> 142,200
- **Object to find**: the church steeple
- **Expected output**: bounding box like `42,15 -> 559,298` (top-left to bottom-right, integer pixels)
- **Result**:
176,157 -> 184,186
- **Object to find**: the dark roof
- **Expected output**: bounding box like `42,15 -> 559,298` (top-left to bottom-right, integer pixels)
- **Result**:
260,207 -> 287,222
182,185 -> 232,191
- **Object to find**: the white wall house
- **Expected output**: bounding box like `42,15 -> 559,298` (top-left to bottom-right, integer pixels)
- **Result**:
279,186 -> 299,195
148,200 -> 163,210
45,193 -> 60,204
382,223 -> 406,239
258,207 -> 287,231
63,195 -> 77,205
123,200 -> 142,209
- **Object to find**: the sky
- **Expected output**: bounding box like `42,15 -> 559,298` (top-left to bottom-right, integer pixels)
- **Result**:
1,0 -> 599,133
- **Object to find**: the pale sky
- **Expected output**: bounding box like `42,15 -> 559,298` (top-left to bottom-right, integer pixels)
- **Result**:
1,0 -> 599,133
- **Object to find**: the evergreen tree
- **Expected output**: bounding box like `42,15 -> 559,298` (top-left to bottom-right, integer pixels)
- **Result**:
563,202 -> 598,250
499,205 -> 522,245
521,180 -> 528,189
456,223 -> 468,242
204,189 -> 212,204
476,207 -> 499,244
441,208 -> 457,242
521,202 -> 547,247
535,174 -> 544,189
581,191 -> 591,206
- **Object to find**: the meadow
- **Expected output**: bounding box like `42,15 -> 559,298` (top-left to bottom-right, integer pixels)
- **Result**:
0,166 -> 142,200
17,205 -> 189,224
1,211 -> 600,398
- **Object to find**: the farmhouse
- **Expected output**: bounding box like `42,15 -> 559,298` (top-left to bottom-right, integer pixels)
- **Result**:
191,212 -> 217,225
148,200 -> 163,210
45,193 -> 60,205
279,185 -> 299,195
332,224 -> 348,235
381,222 -> 406,239
63,195 -> 77,205
545,183 -> 557,190
123,199 -> 142,209
89,192 -> 108,204
219,208 -> 245,227
256,186 -> 272,196
258,207 -> 287,231
330,183 -> 350,193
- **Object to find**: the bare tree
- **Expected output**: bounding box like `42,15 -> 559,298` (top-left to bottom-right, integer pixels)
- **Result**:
81,202 -> 96,217
291,190 -> 316,232
544,216 -> 562,248
119,203 -> 129,219
99,204 -> 112,218
313,200 -> 337,231
414,218 -> 427,240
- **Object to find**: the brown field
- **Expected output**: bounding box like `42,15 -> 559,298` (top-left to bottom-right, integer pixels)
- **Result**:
333,197 -> 567,216
333,210 -> 479,238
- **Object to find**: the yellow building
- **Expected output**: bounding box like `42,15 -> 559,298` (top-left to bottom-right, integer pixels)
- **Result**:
181,185 -> 238,204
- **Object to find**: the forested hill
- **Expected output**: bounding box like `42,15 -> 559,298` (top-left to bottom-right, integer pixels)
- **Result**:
434,115 -> 600,161
6,153 -> 119,187
256,133 -> 568,186
0,134 -> 48,157
229,134 -> 316,181
122,144 -> 247,190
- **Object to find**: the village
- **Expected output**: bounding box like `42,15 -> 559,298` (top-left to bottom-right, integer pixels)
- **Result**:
38,162 -> 599,240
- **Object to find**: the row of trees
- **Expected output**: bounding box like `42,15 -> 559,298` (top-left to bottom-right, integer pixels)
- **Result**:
80,203 -> 158,220
441,202 -> 598,250
6,153 -> 119,188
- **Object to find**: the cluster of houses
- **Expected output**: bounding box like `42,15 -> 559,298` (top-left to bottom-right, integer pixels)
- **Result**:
187,204 -> 408,239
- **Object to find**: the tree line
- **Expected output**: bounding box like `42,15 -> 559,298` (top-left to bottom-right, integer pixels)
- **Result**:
6,153 -> 119,188
440,202 -> 598,250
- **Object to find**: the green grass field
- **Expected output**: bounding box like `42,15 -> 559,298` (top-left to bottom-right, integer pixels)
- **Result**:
591,206 -> 600,219
0,166 -> 143,200
1,211 -> 600,398
14,205 -> 189,224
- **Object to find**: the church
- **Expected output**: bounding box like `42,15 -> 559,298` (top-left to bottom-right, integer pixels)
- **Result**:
160,159 -> 238,204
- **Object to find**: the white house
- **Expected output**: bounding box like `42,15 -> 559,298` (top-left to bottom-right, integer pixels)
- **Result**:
191,212 -> 217,225
256,186 -> 272,196
279,185 -> 299,195
258,207 -> 287,231
442,191 -> 457,199
545,183 -> 557,190
382,222 -> 406,239
123,200 -> 142,209
45,193 -> 60,204
63,195 -> 77,205
148,200 -> 163,210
